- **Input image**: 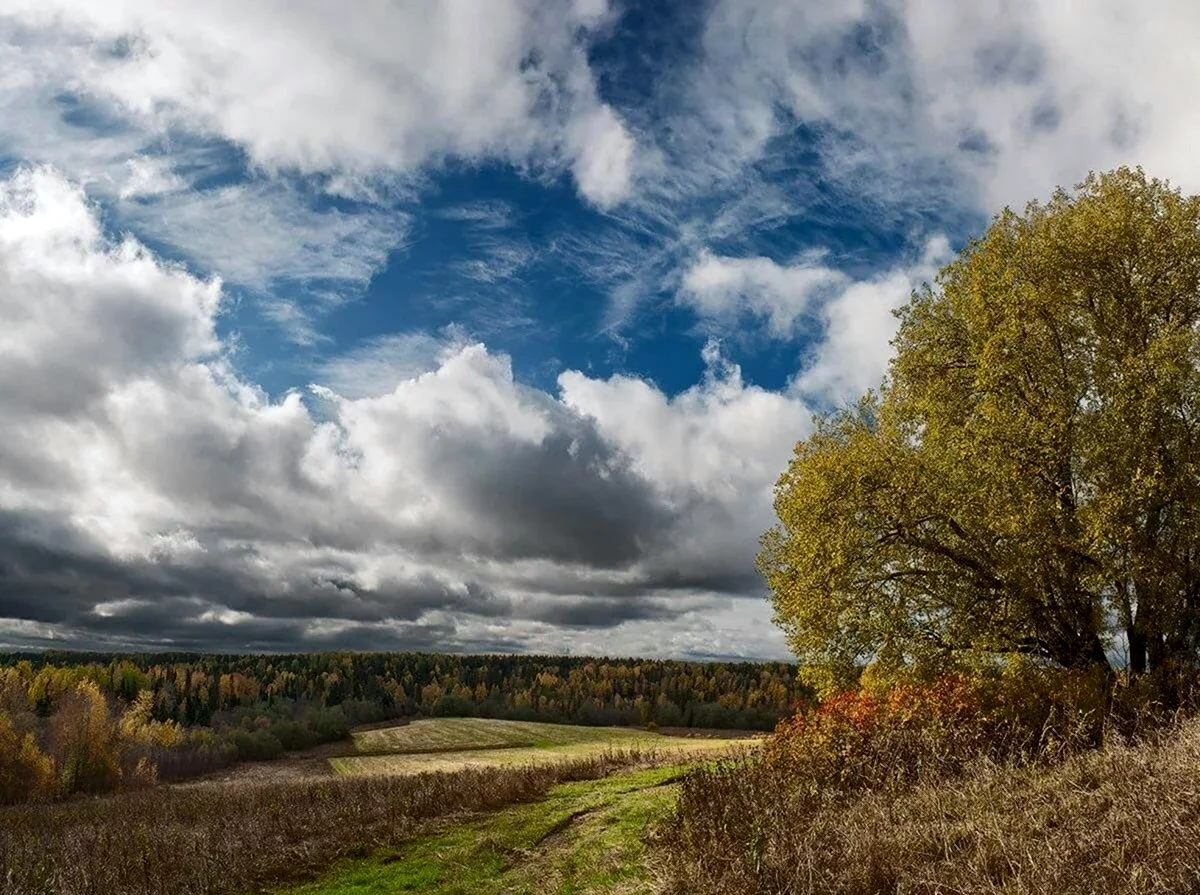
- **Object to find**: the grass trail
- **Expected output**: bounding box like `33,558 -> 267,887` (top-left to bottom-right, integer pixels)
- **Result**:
282,765 -> 686,895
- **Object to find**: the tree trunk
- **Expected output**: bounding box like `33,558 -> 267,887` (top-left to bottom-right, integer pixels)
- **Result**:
1128,626 -> 1148,678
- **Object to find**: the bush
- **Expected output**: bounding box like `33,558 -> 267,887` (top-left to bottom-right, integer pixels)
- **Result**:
226,728 -> 284,761
762,663 -> 1116,793
306,706 -> 350,742
269,719 -> 315,752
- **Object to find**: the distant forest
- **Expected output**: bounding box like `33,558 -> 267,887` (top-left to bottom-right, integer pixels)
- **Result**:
1,651 -> 807,731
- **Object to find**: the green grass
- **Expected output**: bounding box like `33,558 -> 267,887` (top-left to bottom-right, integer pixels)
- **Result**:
281,765 -> 688,895
334,718 -> 758,776
352,718 -> 650,754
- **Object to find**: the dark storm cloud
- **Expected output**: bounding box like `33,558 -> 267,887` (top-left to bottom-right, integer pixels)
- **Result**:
426,416 -> 673,568
0,501 -> 724,653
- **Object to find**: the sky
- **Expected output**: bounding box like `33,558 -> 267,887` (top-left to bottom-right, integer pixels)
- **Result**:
1,0 -> 1198,660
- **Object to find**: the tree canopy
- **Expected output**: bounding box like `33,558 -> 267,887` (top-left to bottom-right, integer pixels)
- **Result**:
762,169 -> 1200,686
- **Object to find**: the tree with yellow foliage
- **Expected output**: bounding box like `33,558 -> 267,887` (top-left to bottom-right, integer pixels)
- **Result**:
763,169 -> 1200,689
0,711 -> 52,804
50,680 -> 122,796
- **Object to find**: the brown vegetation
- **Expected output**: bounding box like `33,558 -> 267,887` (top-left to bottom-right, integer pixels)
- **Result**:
0,748 -> 651,895
656,715 -> 1200,894
653,662 -> 1200,895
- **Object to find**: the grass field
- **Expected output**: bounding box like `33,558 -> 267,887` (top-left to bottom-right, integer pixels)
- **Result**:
332,717 -> 759,775
284,764 -> 688,895
352,717 -> 653,754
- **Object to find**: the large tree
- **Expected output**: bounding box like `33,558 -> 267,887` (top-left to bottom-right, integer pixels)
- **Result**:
762,169 -> 1200,684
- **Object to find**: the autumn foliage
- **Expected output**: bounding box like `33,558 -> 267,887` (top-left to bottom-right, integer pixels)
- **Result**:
761,664 -> 1117,794
0,679 -> 186,804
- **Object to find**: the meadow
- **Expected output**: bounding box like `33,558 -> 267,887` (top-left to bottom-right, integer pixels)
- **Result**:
334,717 -> 759,774
0,716 -> 757,895
286,764 -> 691,895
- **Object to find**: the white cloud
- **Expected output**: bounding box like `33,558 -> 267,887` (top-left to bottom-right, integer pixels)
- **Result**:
561,341 -> 809,498
568,105 -> 636,209
694,0 -> 1200,211
1,0 -> 635,207
0,166 -> 221,420
117,156 -> 184,201
0,25 -> 410,318
793,235 -> 952,401
0,167 -> 794,656
678,236 -> 951,403
126,180 -> 407,296
680,249 -> 847,336
316,329 -> 469,399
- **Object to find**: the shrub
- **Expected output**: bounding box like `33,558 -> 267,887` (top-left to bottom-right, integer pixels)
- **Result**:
307,706 -> 350,742
227,728 -> 284,761
762,663 -> 1117,794
269,718 -> 315,752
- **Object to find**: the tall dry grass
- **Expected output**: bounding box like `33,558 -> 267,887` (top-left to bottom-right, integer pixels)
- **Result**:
654,717 -> 1200,894
0,748 -> 649,895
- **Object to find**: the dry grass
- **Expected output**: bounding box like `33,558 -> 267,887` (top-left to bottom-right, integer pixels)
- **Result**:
0,748 -> 650,895
350,717 -> 646,754
653,718 -> 1200,894
334,731 -> 759,775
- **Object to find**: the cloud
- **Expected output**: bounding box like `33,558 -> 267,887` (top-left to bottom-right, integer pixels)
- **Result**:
793,235 -> 951,401
315,330 -> 465,400
677,236 -> 951,404
0,25 -> 409,312
568,105 -> 636,209
679,249 -> 847,337
0,0 -> 635,208
0,167 -> 794,658
693,0 -> 1200,211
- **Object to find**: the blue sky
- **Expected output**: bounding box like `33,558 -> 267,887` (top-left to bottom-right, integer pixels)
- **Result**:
0,0 -> 1195,659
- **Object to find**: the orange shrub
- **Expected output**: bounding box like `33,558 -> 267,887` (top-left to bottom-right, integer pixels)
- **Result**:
764,663 -> 1115,790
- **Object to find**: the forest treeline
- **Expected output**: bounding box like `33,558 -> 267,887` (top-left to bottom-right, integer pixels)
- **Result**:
0,650 -> 804,802
2,651 -> 804,729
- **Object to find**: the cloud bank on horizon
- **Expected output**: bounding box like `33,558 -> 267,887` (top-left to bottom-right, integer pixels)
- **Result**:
1,0 -> 1197,659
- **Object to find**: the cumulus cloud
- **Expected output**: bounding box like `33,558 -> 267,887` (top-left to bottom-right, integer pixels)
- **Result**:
793,236 -> 951,401
568,105 -> 636,209
680,250 -> 847,337
677,236 -> 951,403
0,167 -> 796,657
